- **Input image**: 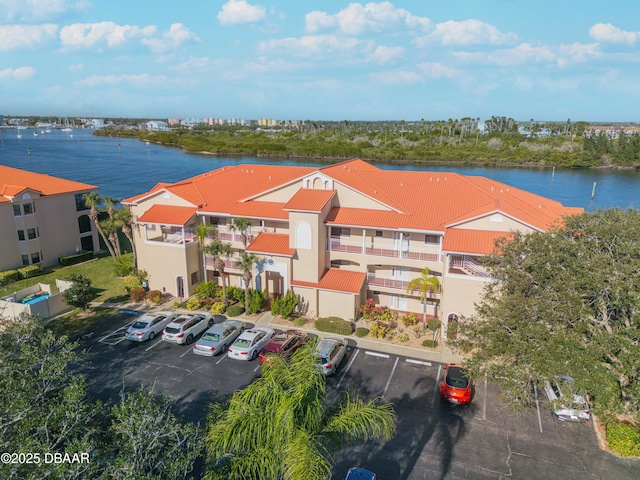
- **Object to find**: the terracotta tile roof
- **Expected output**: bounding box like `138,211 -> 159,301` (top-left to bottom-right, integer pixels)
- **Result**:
284,188 -> 335,212
291,268 -> 366,294
443,229 -> 514,255
137,205 -> 197,226
0,165 -> 96,203
246,232 -> 296,257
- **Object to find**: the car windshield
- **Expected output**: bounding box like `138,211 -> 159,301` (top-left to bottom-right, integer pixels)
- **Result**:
317,355 -> 329,365
131,321 -> 148,329
234,339 -> 251,348
446,366 -> 470,389
164,327 -> 181,334
202,333 -> 219,342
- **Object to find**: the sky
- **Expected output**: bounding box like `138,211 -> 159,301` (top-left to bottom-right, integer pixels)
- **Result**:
1,0 -> 640,122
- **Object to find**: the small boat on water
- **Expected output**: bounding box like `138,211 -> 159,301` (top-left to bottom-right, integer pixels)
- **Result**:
61,127 -> 73,132
16,134 -> 22,139
33,132 -> 38,137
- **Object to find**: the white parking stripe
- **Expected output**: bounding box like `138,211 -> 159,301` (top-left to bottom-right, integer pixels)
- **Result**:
336,349 -> 359,389
382,357 -> 399,399
365,351 -> 389,358
406,359 -> 432,366
180,347 -> 192,358
534,383 -> 543,433
253,363 -> 261,373
431,364 -> 442,408
145,339 -> 163,351
216,353 -> 227,365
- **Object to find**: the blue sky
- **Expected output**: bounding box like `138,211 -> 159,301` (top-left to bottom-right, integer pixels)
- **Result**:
2,0 -> 640,122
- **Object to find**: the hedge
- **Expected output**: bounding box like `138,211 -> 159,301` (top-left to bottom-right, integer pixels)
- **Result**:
226,304 -> 245,317
314,316 -> 354,336
0,270 -> 20,286
17,265 -> 40,279
59,250 -> 93,266
607,422 -> 640,457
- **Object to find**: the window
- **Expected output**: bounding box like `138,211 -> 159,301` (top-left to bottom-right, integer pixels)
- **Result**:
23,203 -> 34,215
17,230 -> 25,241
80,235 -> 94,252
78,215 -> 92,234
21,255 -> 29,266
27,228 -> 37,240
331,227 -> 350,237
191,271 -> 198,285
425,234 -> 440,244
331,260 -> 349,268
31,252 -> 41,264
375,230 -> 383,237
13,204 -> 21,216
75,193 -> 89,211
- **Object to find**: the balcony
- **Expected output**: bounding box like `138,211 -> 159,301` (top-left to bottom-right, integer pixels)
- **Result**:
367,273 -> 410,291
147,226 -> 196,245
329,237 -> 440,262
449,255 -> 490,278
204,255 -> 240,270
209,225 -> 255,245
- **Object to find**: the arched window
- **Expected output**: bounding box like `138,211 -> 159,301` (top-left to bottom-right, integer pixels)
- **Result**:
295,221 -> 312,250
313,177 -> 322,189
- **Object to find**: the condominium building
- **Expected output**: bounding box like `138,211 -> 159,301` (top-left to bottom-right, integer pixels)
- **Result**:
0,166 -> 99,271
123,159 -> 582,335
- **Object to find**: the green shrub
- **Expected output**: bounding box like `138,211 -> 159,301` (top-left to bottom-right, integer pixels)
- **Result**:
355,327 -> 369,337
400,313 -> 419,327
271,290 -> 299,319
226,304 -> 245,317
315,316 -> 354,335
226,286 -> 245,303
398,333 -> 409,343
185,298 -> 202,311
129,287 -> 146,302
293,317 -> 307,327
59,250 -> 93,266
422,339 -> 438,348
247,289 -> 267,314
0,270 -> 21,286
17,265 -> 40,279
113,255 -> 135,277
210,302 -> 227,315
147,290 -> 162,304
427,318 -> 442,331
369,321 -> 392,339
123,275 -> 142,293
607,422 -> 640,457
195,281 -> 221,300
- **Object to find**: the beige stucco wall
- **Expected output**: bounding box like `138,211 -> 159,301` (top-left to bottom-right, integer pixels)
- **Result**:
138,240 -> 200,298
439,273 -> 489,320
318,290 -> 358,319
292,285 -> 318,317
289,210 -> 324,283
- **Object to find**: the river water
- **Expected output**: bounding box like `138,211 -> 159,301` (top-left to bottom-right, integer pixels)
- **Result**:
1,127 -> 638,211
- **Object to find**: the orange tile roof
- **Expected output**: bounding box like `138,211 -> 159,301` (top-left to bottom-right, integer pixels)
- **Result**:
443,229 -> 514,255
246,232 -> 296,257
0,165 -> 96,203
137,205 -> 196,226
284,188 -> 335,212
291,268 -> 366,294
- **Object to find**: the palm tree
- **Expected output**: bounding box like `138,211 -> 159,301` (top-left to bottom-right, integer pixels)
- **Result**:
103,196 -> 121,254
206,343 -> 396,480
195,223 -> 217,283
83,192 -> 116,258
229,217 -> 253,247
114,206 -> 138,270
203,239 -> 233,305
236,251 -> 258,312
406,267 -> 441,330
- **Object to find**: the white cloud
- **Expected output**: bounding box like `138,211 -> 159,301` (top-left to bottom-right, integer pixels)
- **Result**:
76,73 -> 168,87
141,23 -> 201,53
305,1 -> 430,35
370,62 -> 458,86
259,34 -> 374,59
0,0 -> 89,22
416,62 -> 458,78
60,21 -> 156,49
589,23 -> 640,45
416,19 -> 517,47
69,63 -> 83,71
369,45 -> 404,64
0,24 -> 58,50
218,0 -> 266,26
452,42 -> 600,67
0,66 -> 36,80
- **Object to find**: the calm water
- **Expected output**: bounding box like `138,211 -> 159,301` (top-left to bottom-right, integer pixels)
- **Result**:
1,127 -> 638,211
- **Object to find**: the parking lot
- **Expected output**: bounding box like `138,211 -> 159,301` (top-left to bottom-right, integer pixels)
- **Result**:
78,309 -> 639,479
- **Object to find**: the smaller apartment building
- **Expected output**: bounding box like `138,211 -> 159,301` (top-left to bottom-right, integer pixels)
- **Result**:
0,166 -> 99,271
123,159 -> 582,336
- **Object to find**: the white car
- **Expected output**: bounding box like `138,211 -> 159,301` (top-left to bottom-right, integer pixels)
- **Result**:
543,375 -> 590,422
315,338 -> 348,376
125,311 -> 175,342
162,313 -> 215,345
227,326 -> 275,361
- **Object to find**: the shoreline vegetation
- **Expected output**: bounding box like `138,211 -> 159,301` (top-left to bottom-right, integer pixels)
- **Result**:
93,120 -> 640,169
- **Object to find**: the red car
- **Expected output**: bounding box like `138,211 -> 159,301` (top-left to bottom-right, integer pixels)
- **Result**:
440,364 -> 473,404
258,329 -> 307,364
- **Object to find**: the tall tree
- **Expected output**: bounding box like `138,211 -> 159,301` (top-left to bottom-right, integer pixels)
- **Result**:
406,267 -> 441,329
205,343 -> 396,480
229,217 -> 253,247
203,239 -> 233,305
114,206 -> 138,270
83,192 -> 116,258
195,223 -> 217,284
102,196 -> 121,254
236,250 -> 258,312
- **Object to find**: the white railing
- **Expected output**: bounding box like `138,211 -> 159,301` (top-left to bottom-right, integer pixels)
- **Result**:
328,237 -> 440,262
204,255 -> 240,270
159,226 -> 196,244
367,273 -> 410,290
449,255 -> 490,278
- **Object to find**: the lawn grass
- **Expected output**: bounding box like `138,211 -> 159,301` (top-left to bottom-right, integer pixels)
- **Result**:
0,253 -> 128,304
47,307 -> 118,337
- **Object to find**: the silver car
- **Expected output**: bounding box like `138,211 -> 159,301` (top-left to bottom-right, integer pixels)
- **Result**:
315,338 -> 348,376
193,319 -> 245,357
543,375 -> 590,422
125,311 -> 175,342
161,313 -> 216,345
227,326 -> 275,361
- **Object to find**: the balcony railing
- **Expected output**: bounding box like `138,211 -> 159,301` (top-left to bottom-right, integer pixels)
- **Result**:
449,255 -> 490,278
329,237 -> 440,262
208,225 -> 254,245
367,273 -> 410,291
146,226 -> 196,245
204,255 -> 240,270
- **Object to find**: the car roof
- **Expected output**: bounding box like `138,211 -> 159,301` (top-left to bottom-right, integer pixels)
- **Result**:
345,467 -> 376,479
317,338 -> 344,355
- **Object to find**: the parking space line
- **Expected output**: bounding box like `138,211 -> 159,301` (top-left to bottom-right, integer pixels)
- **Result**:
253,363 -> 261,373
336,349 -> 359,389
431,364 -> 442,408
406,359 -> 431,366
180,348 -> 192,358
534,383 -> 543,433
382,357 -> 399,399
482,377 -> 487,421
365,351 -> 389,359
145,339 -> 163,351
98,321 -> 136,345
216,353 -> 227,365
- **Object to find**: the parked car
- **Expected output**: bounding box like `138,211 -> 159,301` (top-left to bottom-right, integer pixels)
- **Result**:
162,313 -> 215,345
125,311 -> 175,342
543,375 -> 590,422
314,337 -> 347,376
258,329 -> 307,364
440,364 -> 473,404
193,319 -> 245,357
345,467 -> 377,479
227,327 -> 276,361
